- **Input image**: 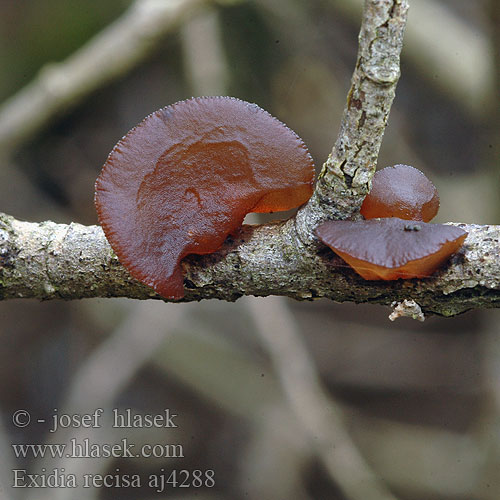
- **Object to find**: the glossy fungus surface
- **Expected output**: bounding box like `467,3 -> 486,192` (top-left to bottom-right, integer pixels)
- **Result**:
360,164 -> 440,222
316,218 -> 467,280
95,96 -> 315,299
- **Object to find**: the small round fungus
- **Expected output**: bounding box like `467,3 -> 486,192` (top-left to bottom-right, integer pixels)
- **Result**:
316,218 -> 467,280
95,96 -> 315,299
360,164 -> 440,222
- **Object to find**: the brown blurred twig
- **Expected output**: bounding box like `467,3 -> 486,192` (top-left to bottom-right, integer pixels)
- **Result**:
0,0 -> 209,157
329,0 -> 494,115
353,415 -> 483,499
247,296 -> 399,500
148,298 -> 487,499
26,301 -> 189,500
180,5 -> 229,96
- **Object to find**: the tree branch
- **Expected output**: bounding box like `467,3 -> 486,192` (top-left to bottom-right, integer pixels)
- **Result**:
1,213 -> 499,317
249,296 -> 399,500
2,0 -> 498,318
296,0 -> 408,243
0,0 -> 209,156
329,0 -> 494,115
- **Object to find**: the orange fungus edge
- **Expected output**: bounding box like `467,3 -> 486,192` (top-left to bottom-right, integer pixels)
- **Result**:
315,218 -> 468,281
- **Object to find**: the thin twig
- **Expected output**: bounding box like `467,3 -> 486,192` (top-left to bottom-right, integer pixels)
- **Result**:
180,5 -> 229,96
26,301 -> 189,500
148,299 -> 485,498
329,0 -> 494,115
247,296 -> 399,500
353,415 -> 482,498
0,0 -> 209,156
296,0 -> 409,243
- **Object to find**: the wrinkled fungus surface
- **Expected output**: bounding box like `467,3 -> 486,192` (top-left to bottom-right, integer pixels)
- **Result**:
360,164 -> 440,222
95,96 -> 315,299
316,218 -> 467,280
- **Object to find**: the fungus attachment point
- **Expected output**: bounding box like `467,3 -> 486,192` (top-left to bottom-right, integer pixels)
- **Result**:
316,218 -> 467,280
95,97 -> 315,299
361,165 -> 440,222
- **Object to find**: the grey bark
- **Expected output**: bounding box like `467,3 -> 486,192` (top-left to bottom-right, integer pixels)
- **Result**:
296,0 -> 408,245
1,213 -> 499,317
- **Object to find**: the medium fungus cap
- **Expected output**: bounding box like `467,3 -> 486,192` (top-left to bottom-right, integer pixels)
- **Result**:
360,164 -> 440,222
95,96 -> 315,299
316,218 -> 467,280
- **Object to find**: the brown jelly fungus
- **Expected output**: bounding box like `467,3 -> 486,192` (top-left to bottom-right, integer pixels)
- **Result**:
95,97 -> 315,299
316,218 -> 467,280
360,164 -> 440,222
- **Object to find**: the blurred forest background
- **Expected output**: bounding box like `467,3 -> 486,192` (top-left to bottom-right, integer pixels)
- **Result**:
0,0 -> 499,499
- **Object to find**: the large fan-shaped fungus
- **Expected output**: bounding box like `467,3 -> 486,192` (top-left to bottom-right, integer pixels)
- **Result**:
360,165 -> 440,222
316,218 -> 467,280
95,96 -> 315,299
